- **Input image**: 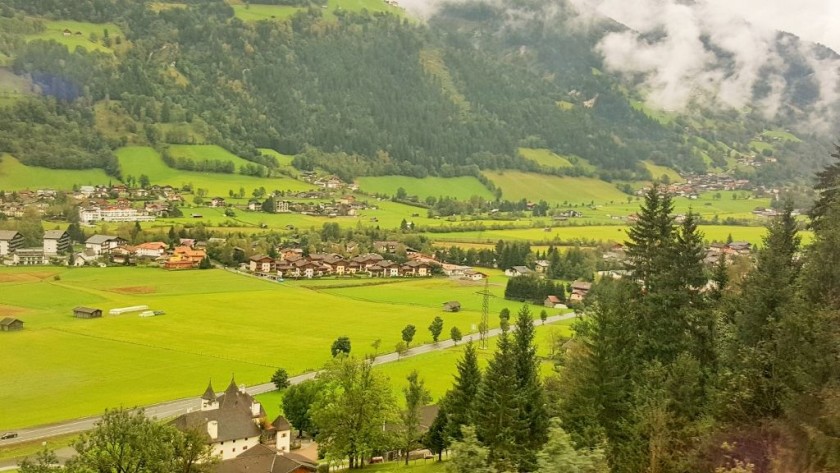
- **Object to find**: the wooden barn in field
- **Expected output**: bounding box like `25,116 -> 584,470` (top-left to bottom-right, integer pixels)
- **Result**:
0,317 -> 24,332
73,307 -> 103,319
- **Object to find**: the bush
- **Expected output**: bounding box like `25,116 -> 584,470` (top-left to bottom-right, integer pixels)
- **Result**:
271,368 -> 290,389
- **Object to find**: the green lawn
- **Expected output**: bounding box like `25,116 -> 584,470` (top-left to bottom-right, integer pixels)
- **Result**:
643,161 -> 682,183
0,267 -> 521,429
424,224 -> 810,246
26,20 -> 124,54
763,129 -> 801,143
518,148 -> 573,168
357,176 -> 494,201
0,155 -> 112,190
116,146 -> 314,196
482,171 -> 628,204
229,0 -> 404,22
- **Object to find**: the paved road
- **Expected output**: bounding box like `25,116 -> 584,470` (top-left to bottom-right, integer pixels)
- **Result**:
0,312 -> 578,458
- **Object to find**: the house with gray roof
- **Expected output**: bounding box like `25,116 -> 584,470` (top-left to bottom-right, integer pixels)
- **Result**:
85,235 -> 126,256
214,444 -> 316,473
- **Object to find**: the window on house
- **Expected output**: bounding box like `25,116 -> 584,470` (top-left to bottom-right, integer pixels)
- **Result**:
282,433 -> 287,437
232,448 -> 236,453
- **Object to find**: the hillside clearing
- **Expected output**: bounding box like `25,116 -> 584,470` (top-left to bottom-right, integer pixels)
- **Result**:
357,175 -> 494,201
483,171 -> 628,204
518,148 -> 573,168
0,155 -> 112,190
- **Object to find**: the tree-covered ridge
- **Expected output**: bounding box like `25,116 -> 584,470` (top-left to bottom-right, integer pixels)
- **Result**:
0,0 -> 834,183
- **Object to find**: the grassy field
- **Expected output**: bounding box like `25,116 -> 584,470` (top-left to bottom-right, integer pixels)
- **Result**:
166,144 -> 267,170
423,224 -> 811,246
518,148 -> 573,168
763,129 -> 800,142
0,266 -> 526,429
357,176 -> 494,201
25,20 -> 125,54
0,155 -> 113,190
643,161 -> 683,183
483,171 -> 629,205
116,146 -> 313,196
229,0 -> 404,22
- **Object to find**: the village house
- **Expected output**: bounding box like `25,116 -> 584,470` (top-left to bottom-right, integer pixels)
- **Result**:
135,242 -> 168,259
43,229 -> 71,255
210,197 -> 226,208
0,230 -> 23,256
85,235 -> 127,256
214,445 -> 317,473
373,241 -> 401,254
164,246 -> 207,270
463,270 -> 487,281
0,317 -> 24,332
249,255 -> 275,274
505,266 -> 535,277
544,295 -> 564,308
569,281 -> 592,303
73,307 -> 103,319
534,260 -> 550,273
441,263 -> 471,278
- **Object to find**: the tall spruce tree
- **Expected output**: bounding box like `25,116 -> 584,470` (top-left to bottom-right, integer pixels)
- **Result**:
512,305 -> 549,472
719,202 -> 801,419
625,184 -> 675,291
475,331 -> 520,472
808,144 -> 840,231
443,342 -> 482,443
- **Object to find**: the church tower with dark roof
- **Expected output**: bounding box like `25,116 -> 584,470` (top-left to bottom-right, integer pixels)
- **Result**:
200,381 -> 218,411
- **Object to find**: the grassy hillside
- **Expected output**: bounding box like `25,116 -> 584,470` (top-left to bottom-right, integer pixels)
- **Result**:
116,146 -> 313,196
0,155 -> 113,190
25,20 -> 125,54
228,0 -> 404,22
483,171 -> 628,204
357,175 -> 495,200
518,148 -> 573,168
643,161 -> 683,183
166,144 -> 265,169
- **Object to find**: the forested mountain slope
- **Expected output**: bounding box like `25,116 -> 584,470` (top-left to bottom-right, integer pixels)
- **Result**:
0,0 -> 835,186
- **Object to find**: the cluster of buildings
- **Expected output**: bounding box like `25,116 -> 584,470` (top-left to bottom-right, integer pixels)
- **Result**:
170,380 -> 317,473
299,173 -> 357,191
0,229 -> 71,265
78,205 -> 157,224
75,235 -> 207,269
249,251 -> 435,279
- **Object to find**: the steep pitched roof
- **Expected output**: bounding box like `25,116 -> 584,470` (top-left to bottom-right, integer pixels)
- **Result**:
1,317 -> 23,327
0,230 -> 21,241
272,416 -> 291,431
215,445 -> 317,473
170,406 -> 261,444
43,230 -> 68,239
86,234 -> 119,245
202,382 -> 216,402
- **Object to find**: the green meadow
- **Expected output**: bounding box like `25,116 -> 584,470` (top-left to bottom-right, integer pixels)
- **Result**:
26,20 -> 125,54
357,175 -> 494,201
483,171 -> 629,204
518,148 -> 573,168
0,266 -> 529,429
424,224 -> 809,246
643,161 -> 683,183
116,146 -> 314,196
0,155 -> 113,190
229,0 -> 404,22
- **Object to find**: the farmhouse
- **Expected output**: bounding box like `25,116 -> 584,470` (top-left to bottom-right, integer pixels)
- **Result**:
43,229 -> 71,255
463,270 -> 487,281
505,266 -> 534,277
534,260 -> 550,273
0,317 -> 24,332
249,255 -> 275,274
135,242 -> 168,258
73,307 -> 103,319
544,295 -> 563,308
85,235 -> 127,256
443,301 -> 461,312
569,281 -> 592,303
0,230 -> 23,256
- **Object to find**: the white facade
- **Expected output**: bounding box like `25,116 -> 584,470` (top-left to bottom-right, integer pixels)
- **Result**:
275,428 -> 291,453
212,435 -> 261,461
79,207 -> 156,224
